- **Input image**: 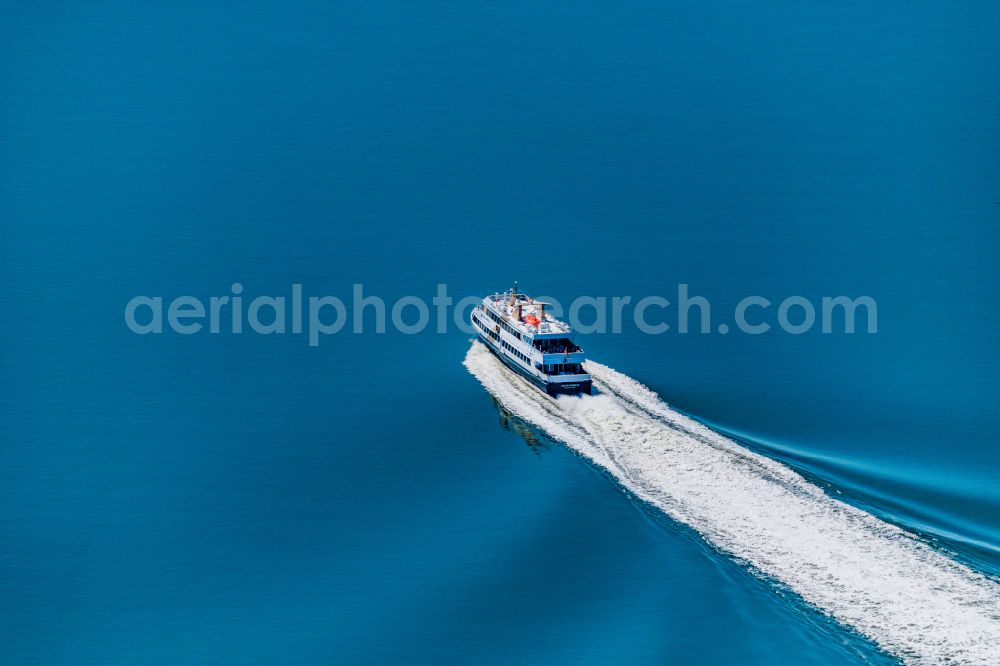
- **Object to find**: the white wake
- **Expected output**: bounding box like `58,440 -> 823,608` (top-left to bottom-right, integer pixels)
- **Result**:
464,341 -> 1000,664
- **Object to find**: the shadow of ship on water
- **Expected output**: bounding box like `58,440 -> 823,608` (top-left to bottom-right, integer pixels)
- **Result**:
489,396 -> 552,454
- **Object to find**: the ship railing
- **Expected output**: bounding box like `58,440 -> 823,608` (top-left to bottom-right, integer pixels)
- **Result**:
532,342 -> 582,353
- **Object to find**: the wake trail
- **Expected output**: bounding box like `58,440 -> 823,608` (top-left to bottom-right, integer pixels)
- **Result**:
464,342 -> 1000,664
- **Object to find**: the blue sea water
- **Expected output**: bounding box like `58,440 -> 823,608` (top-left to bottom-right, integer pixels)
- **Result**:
2,1 -> 999,663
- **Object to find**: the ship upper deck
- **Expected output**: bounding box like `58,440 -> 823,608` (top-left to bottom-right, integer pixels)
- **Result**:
483,291 -> 575,340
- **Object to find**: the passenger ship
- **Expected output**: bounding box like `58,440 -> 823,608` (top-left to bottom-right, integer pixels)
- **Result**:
471,284 -> 592,396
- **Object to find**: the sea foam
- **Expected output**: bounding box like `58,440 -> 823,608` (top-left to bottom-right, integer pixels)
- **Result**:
464,341 -> 1000,664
